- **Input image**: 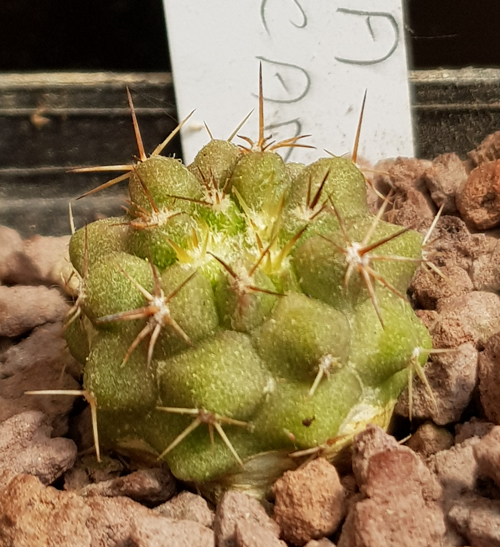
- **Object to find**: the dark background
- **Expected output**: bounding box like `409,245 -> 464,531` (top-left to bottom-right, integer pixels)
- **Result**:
0,0 -> 499,72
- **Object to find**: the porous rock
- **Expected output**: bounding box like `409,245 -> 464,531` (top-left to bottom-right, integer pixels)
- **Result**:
372,157 -> 431,193
349,424 -> 401,485
448,494 -> 500,547
473,426 -> 500,488
371,157 -> 435,230
467,130 -> 500,166
0,473 -> 92,547
431,292 -> 500,349
396,342 -> 478,425
305,540 -> 337,547
128,513 -> 215,547
0,323 -> 81,434
428,437 -> 480,492
20,234 -> 72,287
423,152 -> 467,214
422,215 -> 480,273
0,285 -> 69,337
235,519 -> 287,547
155,490 -> 215,528
406,421 -> 454,458
415,309 -> 439,330
338,424 -> 445,547
387,185 -> 437,230
81,466 -> 176,505
455,418 -> 495,444
427,435 -> 482,542
0,472 -> 210,547
409,265 -> 473,310
456,159 -> 500,230
0,411 -> 77,489
470,234 -> 500,292
273,458 -> 346,546
1,234 -> 72,287
85,494 -> 156,546
0,226 -> 24,283
0,321 -> 77,379
214,490 -> 280,547
478,331 -> 500,424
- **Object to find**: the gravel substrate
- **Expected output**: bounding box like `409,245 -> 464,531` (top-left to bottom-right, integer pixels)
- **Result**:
3,132 -> 500,546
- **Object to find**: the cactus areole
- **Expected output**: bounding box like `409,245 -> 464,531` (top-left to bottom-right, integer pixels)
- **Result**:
64,82 -> 432,499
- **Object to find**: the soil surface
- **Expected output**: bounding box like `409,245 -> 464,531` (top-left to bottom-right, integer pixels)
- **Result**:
3,133 -> 500,546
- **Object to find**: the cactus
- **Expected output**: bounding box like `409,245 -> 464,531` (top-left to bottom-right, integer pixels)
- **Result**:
56,74 -> 435,498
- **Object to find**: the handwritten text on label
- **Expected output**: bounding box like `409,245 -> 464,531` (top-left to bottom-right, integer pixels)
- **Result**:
162,0 -> 413,164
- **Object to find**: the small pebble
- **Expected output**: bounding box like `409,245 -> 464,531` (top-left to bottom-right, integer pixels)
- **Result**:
214,490 -> 280,547
0,411 -> 77,488
155,490 -> 214,528
456,159 -> 500,230
273,458 -> 345,546
0,285 -> 69,337
406,422 -> 454,458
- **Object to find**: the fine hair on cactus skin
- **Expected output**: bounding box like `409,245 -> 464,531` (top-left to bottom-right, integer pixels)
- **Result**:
27,67 -> 448,496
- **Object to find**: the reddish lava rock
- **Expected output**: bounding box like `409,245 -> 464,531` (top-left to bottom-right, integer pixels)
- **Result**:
80,466 -> 177,505
126,513 -> 215,547
396,342 -> 478,425
235,519 -> 287,547
423,152 -> 467,214
339,425 -> 445,547
406,421 -> 454,459
0,226 -> 24,283
0,411 -> 77,488
371,157 -> 435,231
478,332 -> 500,424
0,474 -> 92,547
214,490 -> 281,547
448,494 -> 500,547
155,490 -> 215,528
467,131 -> 500,167
409,264 -> 473,310
473,426 -> 500,488
456,159 -> 500,230
0,285 -> 69,337
273,458 -> 346,546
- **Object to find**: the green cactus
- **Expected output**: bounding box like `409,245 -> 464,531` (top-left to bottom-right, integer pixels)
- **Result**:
58,75 -> 435,498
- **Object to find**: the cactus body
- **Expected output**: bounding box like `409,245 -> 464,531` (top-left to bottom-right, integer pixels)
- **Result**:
65,98 -> 432,498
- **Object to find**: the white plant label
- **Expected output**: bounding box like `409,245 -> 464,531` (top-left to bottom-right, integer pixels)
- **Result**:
162,0 -> 413,165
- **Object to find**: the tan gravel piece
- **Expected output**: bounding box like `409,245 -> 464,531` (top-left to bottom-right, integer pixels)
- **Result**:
214,490 -> 280,547
235,519 -> 287,547
396,342 -> 478,425
273,458 -> 345,546
448,494 -> 500,547
0,411 -> 77,489
457,160 -> 500,230
423,152 -> 466,214
0,285 -> 69,337
81,466 -> 177,505
0,474 -> 92,547
473,426 -> 500,488
155,490 -> 215,528
128,513 -> 215,547
478,332 -> 500,424
407,422 -> 454,458
339,424 -> 445,547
